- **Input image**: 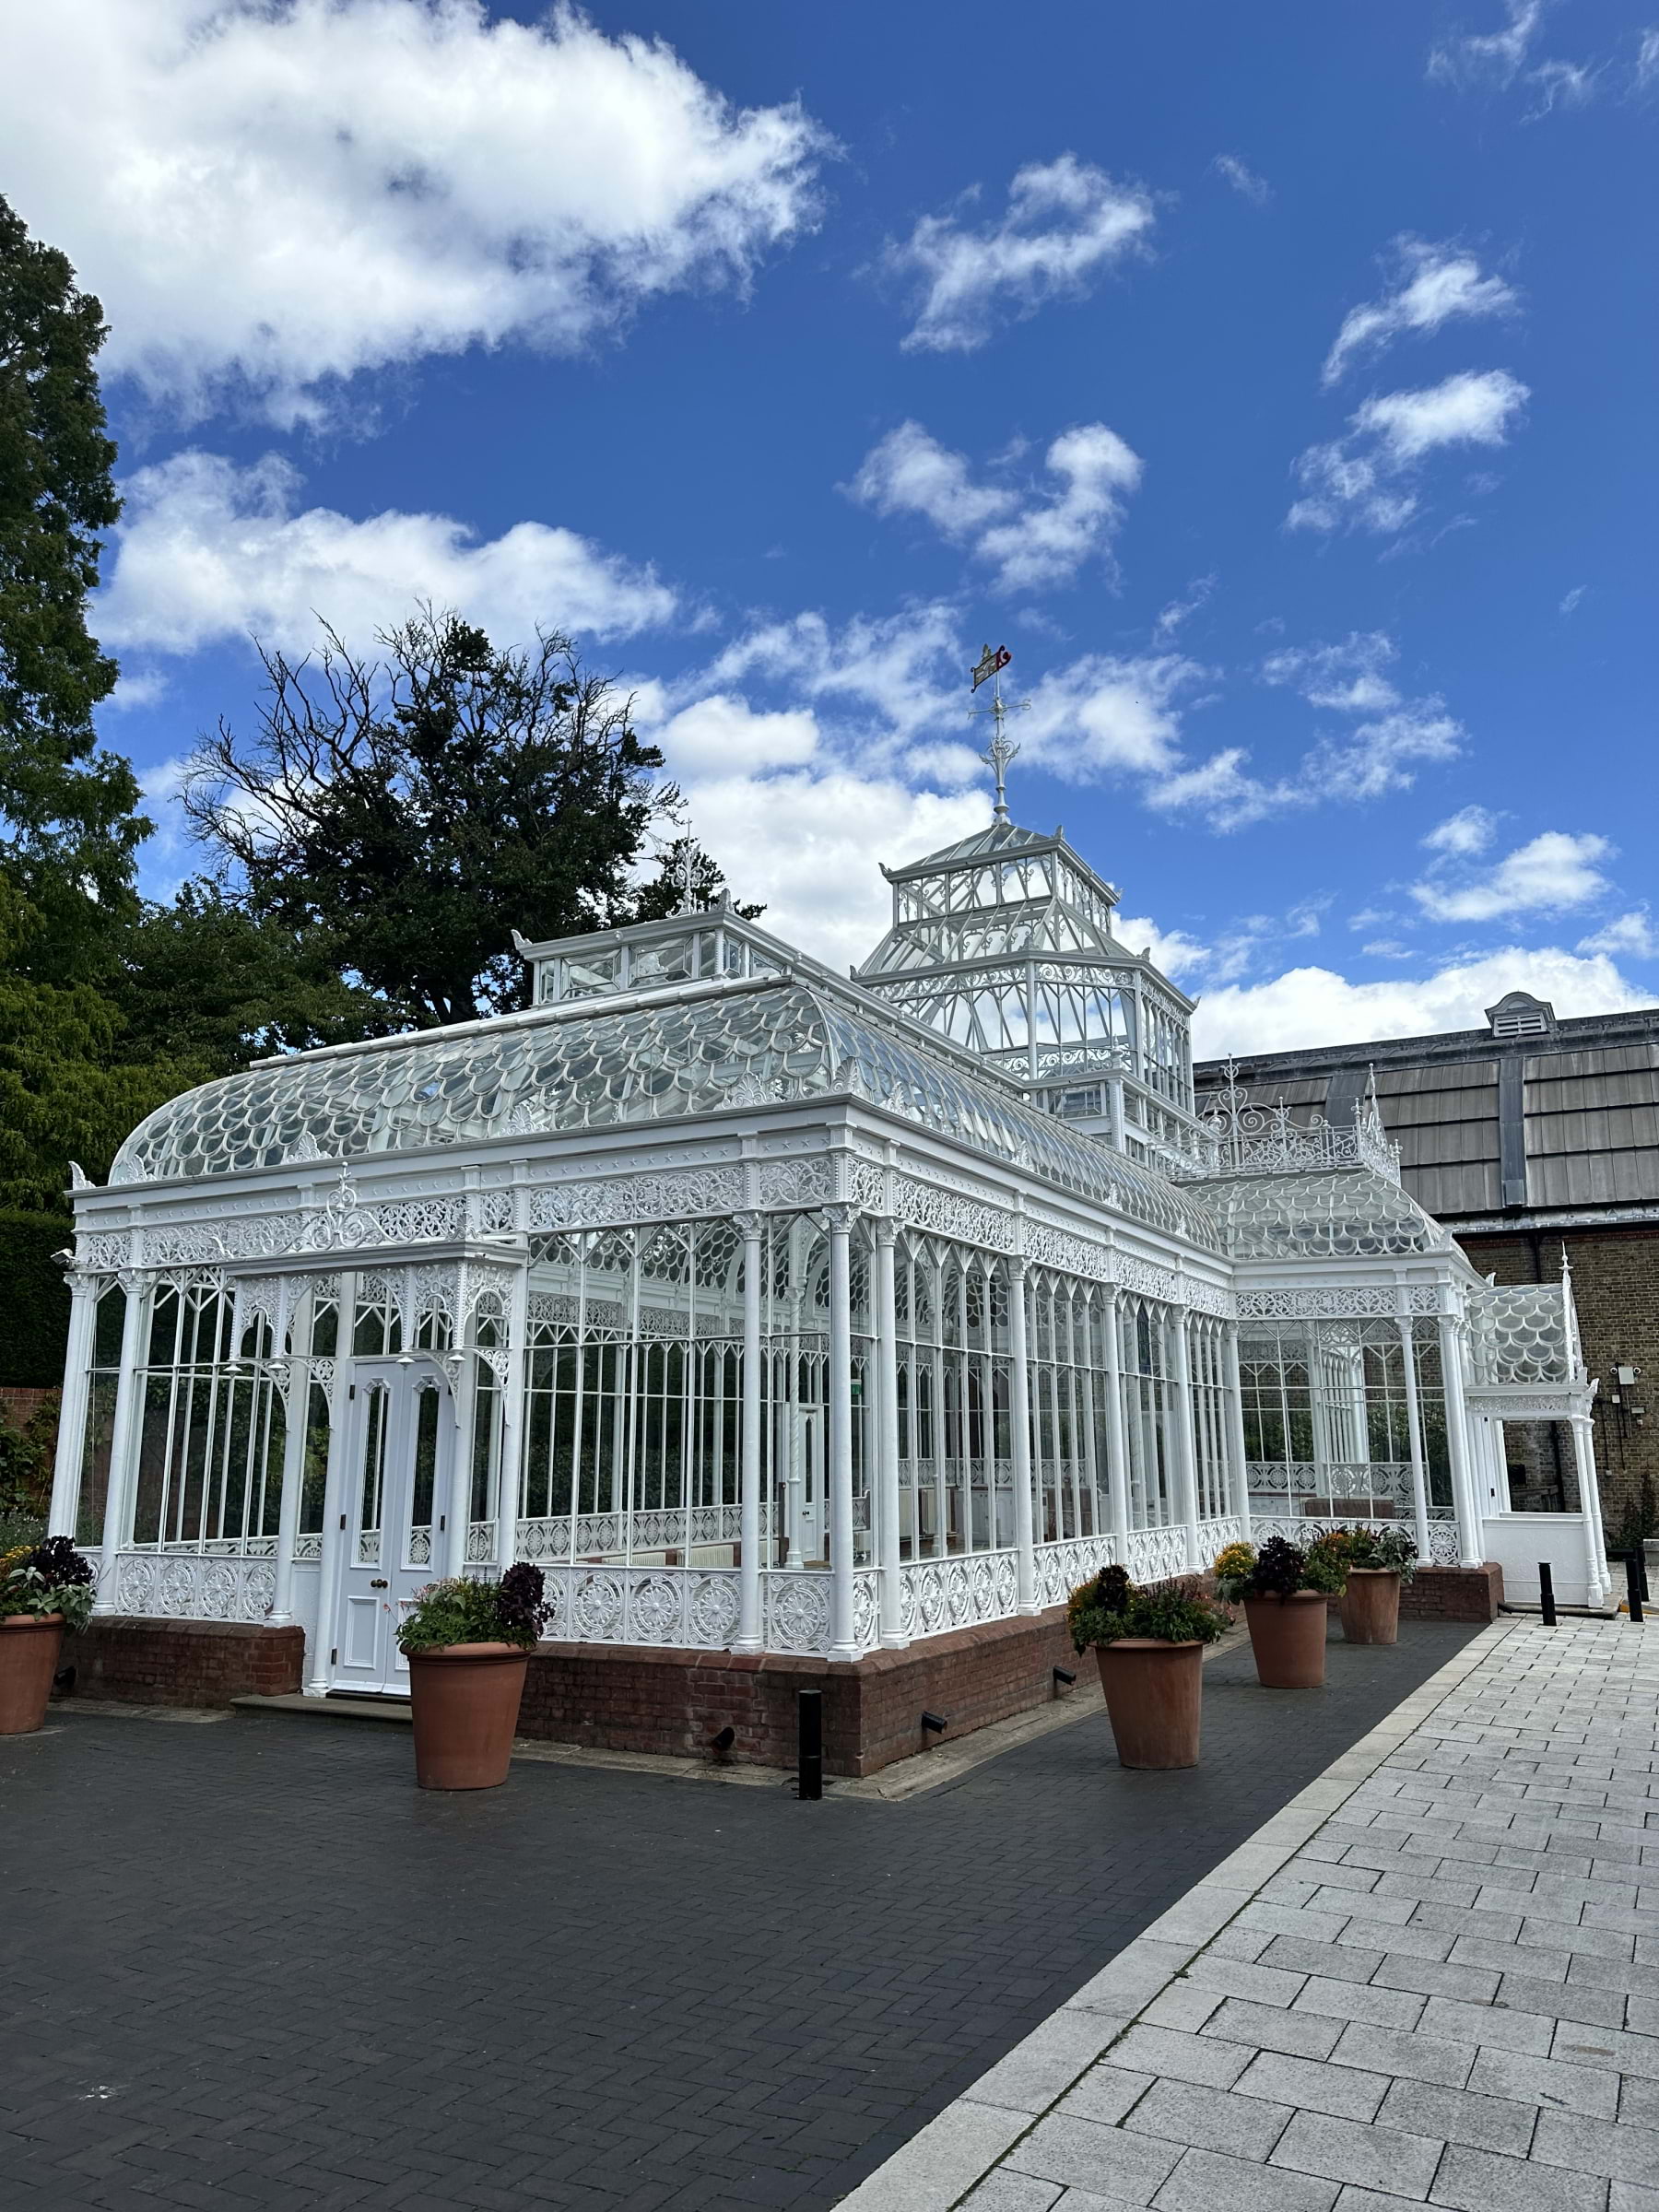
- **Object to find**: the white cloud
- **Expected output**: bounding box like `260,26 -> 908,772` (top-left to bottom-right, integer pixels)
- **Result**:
99,451 -> 677,655
653,693 -> 818,776
1559,583 -> 1588,615
4,0 -> 825,427
675,769 -> 989,971
882,154 -> 1154,355
1639,29 -> 1659,87
1422,806 -> 1499,857
847,419 -> 1143,594
696,603 -> 965,751
1021,653 -> 1202,781
1193,945 -> 1649,1056
1288,370 -> 1529,534
1211,155 -> 1272,205
1323,239 -> 1518,386
1577,909 -> 1658,959
1411,830 -> 1614,922
1428,1 -> 1598,112
1262,630 -> 1401,713
1153,574 -> 1217,641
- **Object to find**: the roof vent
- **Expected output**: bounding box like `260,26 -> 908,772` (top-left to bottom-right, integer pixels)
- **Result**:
1486,990 -> 1555,1040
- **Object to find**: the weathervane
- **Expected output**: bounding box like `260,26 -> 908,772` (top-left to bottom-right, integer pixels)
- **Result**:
969,642 -> 1028,823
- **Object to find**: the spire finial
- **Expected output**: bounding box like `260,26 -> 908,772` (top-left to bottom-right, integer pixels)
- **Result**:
969,642 -> 1028,824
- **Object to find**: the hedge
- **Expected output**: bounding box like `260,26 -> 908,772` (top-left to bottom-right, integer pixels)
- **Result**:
0,1210 -> 74,1386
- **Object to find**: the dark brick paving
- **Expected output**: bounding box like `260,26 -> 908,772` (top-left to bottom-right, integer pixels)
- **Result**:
3,1621 -> 1477,2212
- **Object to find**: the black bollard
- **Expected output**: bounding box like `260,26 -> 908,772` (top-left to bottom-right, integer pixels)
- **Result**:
1538,1563 -> 1556,1626
797,1688 -> 823,1800
1628,1553 -> 1645,1624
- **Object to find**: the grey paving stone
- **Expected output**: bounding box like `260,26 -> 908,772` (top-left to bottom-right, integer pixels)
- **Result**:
1551,2021 -> 1659,2079
1334,2190 -> 1451,2212
1124,2078 -> 1293,2159
1492,1969 -> 1628,2028
1428,2143 -> 1606,2211
1149,2145 -> 1340,2212
1261,1935 -> 1386,1985
1449,1932 -> 1568,1982
1270,2110 -> 1443,2198
1618,2072 -> 1659,2127
1055,2068 -> 1155,2128
1137,1983 -> 1224,2033
1377,2078 -> 1535,2156
1293,1976 -> 1427,2030
1329,2020 -> 1476,2088
1185,1955 -> 1307,2008
1007,2115 -> 1182,2204
1235,2049 -> 1390,2121
1418,1994 -> 1556,2053
1372,1954 -> 1502,2004
1533,2107 -> 1659,2183
1202,1995 -> 1344,2060
963,2176 -> 1065,2211
1465,2044 -> 1620,2117
1339,1917 -> 1456,1962
1610,2183 -> 1659,2211
1110,2024 -> 1252,2089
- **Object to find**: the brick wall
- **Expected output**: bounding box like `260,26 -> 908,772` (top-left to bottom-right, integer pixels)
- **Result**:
0,1384 -> 54,1432
520,1607 -> 1083,1778
1398,1563 -> 1502,1622
57,1618 -> 305,1707
1459,1222 -> 1659,1541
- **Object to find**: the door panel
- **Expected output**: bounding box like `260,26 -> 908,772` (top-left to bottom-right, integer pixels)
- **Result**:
332,1364 -> 453,1694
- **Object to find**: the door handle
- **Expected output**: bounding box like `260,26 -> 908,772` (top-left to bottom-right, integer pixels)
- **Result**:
369,1578 -> 389,1589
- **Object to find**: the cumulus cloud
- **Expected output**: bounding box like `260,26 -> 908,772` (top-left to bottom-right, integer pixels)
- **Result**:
4,0 -> 826,426
1411,830 -> 1614,922
847,419 -> 1143,593
1193,944 -> 1649,1056
1322,239 -> 1518,386
98,451 -> 677,655
1422,805 -> 1499,857
1153,574 -> 1218,641
1578,909 -> 1658,958
882,154 -> 1154,354
1021,653 -> 1202,781
1211,155 -> 1272,205
1288,369 -> 1529,534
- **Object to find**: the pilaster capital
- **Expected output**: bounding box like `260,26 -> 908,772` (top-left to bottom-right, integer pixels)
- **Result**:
818,1203 -> 861,1237
732,1210 -> 765,1242
872,1216 -> 899,1249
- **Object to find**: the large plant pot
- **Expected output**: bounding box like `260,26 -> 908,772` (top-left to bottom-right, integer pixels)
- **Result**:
1095,1637 -> 1204,1770
1340,1569 -> 1401,1646
0,1613 -> 65,1736
407,1641 -> 529,1790
1243,1592 -> 1328,1688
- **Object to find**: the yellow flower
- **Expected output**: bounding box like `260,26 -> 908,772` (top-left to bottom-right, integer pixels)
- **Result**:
1213,1541 -> 1256,1580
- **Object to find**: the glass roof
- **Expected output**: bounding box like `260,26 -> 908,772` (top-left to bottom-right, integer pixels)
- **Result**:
109,972 -> 1218,1247
1187,1168 -> 1447,1260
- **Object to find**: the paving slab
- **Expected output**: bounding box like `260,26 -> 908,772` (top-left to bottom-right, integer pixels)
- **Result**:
844,1618 -> 1659,2212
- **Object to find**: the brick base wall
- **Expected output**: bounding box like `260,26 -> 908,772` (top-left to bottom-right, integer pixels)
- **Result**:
520,1607 -> 1082,1778
1398,1563 -> 1503,1622
57,1618 -> 305,1707
0,1383 -> 54,1431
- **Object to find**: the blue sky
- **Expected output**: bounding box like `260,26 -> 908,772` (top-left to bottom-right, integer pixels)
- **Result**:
7,0 -> 1656,1051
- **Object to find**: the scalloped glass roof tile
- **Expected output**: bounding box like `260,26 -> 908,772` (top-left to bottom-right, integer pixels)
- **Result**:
1186,1168 -> 1444,1259
108,974 -> 1215,1247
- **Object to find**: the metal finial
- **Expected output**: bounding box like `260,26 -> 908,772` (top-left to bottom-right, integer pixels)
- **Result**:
968,643 -> 1028,824
670,839 -> 705,916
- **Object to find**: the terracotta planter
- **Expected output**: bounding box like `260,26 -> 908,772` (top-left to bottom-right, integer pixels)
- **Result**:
1340,1569 -> 1402,1645
1243,1591 -> 1328,1688
1095,1637 -> 1204,1770
0,1613 -> 65,1736
407,1641 -> 530,1789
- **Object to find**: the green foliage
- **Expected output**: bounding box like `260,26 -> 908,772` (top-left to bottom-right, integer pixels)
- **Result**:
1067,1561 -> 1230,1651
0,1215 -> 72,1383
1213,1534 -> 1346,1603
184,610 -> 683,1028
0,1530 -> 95,1629
1324,1524 -> 1419,1583
397,1566 -> 549,1654
0,1389 -> 56,1503
0,194 -> 144,979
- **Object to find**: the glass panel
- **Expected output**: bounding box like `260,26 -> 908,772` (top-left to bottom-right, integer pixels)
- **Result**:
358,1385 -> 388,1564
406,1383 -> 439,1569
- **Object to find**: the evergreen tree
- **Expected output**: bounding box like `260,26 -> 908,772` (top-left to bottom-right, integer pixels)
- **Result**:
0,193 -> 143,980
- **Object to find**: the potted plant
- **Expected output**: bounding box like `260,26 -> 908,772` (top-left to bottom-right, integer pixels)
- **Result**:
397,1564 -> 549,1790
1067,1562 -> 1230,1770
1,1535 -> 97,1735
1327,1526 -> 1418,1645
1213,1535 -> 1344,1689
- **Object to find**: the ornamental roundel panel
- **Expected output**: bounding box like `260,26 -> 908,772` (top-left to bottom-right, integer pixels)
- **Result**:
572,1571 -> 625,1641
628,1572 -> 684,1645
201,1559 -> 239,1619
911,1563 -> 947,1635
116,1554 -> 157,1612
993,1555 -> 1018,1618
945,1561 -> 972,1627
688,1574 -> 741,1648
969,1557 -> 995,1622
769,1573 -> 831,1654
241,1563 -> 276,1620
159,1557 -> 199,1617
853,1574 -> 879,1652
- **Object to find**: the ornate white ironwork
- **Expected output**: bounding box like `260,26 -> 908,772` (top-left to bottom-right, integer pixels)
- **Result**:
1247,1460 -> 1413,1504
1177,1060 -> 1401,1184
1124,1524 -> 1190,1583
109,1550 -> 276,1624
1237,1286 -> 1441,1320
532,1168 -> 745,1232
1468,1280 -> 1574,1385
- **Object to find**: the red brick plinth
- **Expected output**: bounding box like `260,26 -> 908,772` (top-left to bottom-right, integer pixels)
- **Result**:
1399,1563 -> 1503,1622
58,1618 -> 305,1707
520,1607 -> 1083,1778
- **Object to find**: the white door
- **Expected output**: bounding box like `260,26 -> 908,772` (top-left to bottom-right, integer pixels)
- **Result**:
795,1409 -> 826,1565
333,1363 -> 453,1695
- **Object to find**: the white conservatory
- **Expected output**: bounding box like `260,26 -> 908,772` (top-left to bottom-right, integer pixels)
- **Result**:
49,810 -> 1613,1704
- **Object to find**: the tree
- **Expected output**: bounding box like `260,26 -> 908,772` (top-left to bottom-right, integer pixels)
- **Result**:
184,610 -> 675,1028
0,194 -> 144,980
